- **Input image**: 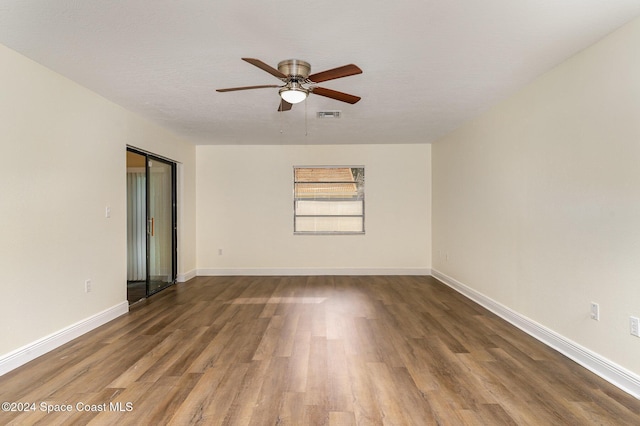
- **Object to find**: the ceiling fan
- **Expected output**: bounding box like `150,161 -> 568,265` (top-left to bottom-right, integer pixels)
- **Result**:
216,58 -> 363,111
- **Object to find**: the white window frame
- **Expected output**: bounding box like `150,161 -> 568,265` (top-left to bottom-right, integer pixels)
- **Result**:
293,165 -> 365,235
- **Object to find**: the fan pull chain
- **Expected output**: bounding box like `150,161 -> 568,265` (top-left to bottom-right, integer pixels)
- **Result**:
279,98 -> 284,135
305,98 -> 308,137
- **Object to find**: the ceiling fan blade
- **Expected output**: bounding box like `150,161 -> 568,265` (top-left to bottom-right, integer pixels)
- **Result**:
308,64 -> 362,83
242,58 -> 287,79
311,87 -> 361,104
278,100 -> 293,111
216,85 -> 280,92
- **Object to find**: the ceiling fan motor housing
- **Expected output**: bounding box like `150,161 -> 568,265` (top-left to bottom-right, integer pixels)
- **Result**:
278,59 -> 311,79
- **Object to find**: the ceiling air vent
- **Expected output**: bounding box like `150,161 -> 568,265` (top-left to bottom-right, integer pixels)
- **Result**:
317,111 -> 341,119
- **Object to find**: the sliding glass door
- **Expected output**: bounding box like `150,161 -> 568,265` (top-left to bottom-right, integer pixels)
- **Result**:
147,158 -> 175,294
126,148 -> 177,303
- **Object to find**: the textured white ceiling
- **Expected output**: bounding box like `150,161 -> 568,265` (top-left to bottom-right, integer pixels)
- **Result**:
1,1 -> 639,145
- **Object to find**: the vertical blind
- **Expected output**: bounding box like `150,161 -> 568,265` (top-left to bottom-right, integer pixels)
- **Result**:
126,171 -> 146,281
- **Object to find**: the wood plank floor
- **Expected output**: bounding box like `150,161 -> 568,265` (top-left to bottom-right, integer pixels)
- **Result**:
1,276 -> 639,425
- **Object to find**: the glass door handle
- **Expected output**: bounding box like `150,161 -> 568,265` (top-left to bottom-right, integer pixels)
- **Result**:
147,218 -> 155,236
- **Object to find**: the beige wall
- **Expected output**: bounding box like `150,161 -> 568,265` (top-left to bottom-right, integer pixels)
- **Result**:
433,17 -> 640,375
0,44 -> 196,356
196,144 -> 431,274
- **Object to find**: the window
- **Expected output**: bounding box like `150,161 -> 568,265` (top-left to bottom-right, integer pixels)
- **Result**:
294,166 -> 365,234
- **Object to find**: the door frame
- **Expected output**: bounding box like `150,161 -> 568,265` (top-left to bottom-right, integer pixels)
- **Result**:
126,146 -> 177,300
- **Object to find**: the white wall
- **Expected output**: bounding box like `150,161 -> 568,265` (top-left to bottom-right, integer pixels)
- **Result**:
433,17 -> 640,377
196,144 -> 431,274
0,44 -> 196,359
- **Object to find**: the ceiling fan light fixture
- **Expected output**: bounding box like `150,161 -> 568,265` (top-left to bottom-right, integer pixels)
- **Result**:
280,89 -> 307,104
279,81 -> 308,104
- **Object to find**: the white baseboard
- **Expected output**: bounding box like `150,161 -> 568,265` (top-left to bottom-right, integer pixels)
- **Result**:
0,301 -> 129,376
431,269 -> 640,399
177,269 -> 197,282
197,267 -> 432,276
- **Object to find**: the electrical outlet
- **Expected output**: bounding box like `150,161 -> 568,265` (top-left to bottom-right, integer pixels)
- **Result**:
85,279 -> 92,293
590,302 -> 599,321
630,317 -> 640,337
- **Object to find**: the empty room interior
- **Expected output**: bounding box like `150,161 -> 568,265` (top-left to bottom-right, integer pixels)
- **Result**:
2,1 -> 640,424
